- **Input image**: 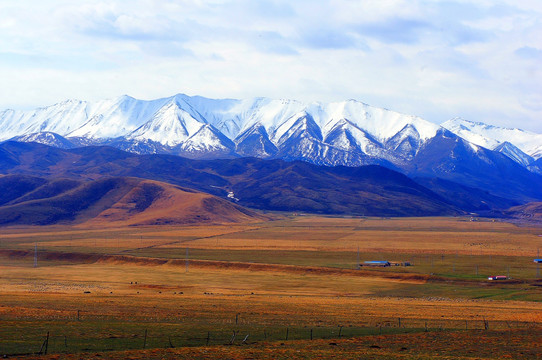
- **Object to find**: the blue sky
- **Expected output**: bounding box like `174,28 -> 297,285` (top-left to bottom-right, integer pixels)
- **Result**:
0,0 -> 541,131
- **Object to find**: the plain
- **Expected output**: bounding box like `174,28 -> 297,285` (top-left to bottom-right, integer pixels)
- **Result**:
1,216 -> 542,359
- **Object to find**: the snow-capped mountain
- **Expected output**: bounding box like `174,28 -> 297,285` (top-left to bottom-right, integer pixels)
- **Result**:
4,94 -> 542,207
2,94 -> 542,179
492,142 -> 534,168
0,94 -> 441,166
10,132 -> 75,149
442,118 -> 542,161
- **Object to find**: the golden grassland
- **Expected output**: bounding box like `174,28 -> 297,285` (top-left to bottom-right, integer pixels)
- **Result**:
1,215 -> 542,358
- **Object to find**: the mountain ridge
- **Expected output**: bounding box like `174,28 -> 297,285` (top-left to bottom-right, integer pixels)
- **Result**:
3,94 -> 542,212
3,94 -> 542,174
0,141 -> 463,217
441,117 -> 542,160
0,94 -> 441,167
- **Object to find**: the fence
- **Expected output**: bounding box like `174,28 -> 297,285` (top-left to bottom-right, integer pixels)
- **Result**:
2,317 -> 540,357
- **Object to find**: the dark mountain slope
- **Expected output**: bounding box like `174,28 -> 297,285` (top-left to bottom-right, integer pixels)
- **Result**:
414,177 -> 520,211
0,175 -> 48,206
406,129 -> 542,203
0,142 -> 460,216
231,162 -> 456,216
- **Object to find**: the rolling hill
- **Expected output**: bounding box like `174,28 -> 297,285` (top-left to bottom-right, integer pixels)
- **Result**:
0,174 -> 265,226
492,202 -> 542,223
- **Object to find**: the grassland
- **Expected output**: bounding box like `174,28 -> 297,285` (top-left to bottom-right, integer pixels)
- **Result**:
1,216 -> 542,359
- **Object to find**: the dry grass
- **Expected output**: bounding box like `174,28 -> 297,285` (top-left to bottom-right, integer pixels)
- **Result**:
1,260 -> 541,328
1,216 -> 542,358
22,329 -> 542,360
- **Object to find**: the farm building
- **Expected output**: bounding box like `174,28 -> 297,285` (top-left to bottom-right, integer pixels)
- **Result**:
362,261 -> 391,267
487,275 -> 507,280
389,261 -> 412,266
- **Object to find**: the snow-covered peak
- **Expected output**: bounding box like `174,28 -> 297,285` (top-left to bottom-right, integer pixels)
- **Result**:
493,141 -> 534,167
442,118 -> 500,150
442,117 -> 542,158
180,124 -> 234,154
0,99 -> 89,141
127,102 -> 204,146
9,131 -> 75,149
67,96 -> 169,139
8,93 -> 542,170
316,100 -> 440,142
324,119 -> 382,154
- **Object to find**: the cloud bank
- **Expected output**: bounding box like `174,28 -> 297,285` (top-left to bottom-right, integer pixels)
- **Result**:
0,0 -> 541,131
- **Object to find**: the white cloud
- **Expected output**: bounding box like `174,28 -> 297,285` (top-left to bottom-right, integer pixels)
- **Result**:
0,0 -> 541,132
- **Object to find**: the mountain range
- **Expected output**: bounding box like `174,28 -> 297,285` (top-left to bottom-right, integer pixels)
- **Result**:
2,94 -> 542,170
441,118 -> 542,171
1,94 -> 439,166
1,94 -> 542,218
0,141 -> 466,219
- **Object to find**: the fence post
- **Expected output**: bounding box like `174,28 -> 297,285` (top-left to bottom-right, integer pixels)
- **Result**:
44,332 -> 49,355
143,329 -> 148,349
285,328 -> 289,341
39,332 -> 50,355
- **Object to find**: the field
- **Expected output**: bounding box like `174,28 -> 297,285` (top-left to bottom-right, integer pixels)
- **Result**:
1,215 -> 542,359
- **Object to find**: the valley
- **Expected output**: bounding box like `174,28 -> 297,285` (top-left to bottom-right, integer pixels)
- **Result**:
3,0 -> 541,358
1,216 -> 542,359
2,98 -> 542,359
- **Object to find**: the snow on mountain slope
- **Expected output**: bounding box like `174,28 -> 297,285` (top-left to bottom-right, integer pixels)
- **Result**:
385,124 -> 422,160
68,95 -> 170,139
127,101 -> 204,146
234,98 -> 307,140
0,100 -> 89,140
235,124 -> 278,157
493,142 -> 534,167
316,100 -> 439,143
0,94 -> 440,157
3,93 -> 525,169
442,118 -> 542,159
179,124 -> 235,156
324,119 -> 382,153
10,132 -> 75,149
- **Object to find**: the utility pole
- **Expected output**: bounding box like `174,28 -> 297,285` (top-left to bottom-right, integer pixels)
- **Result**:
537,248 -> 540,278
356,245 -> 360,270
34,243 -> 38,268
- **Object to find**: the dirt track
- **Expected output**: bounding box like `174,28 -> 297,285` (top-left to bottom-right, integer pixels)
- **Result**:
1,248 -> 531,286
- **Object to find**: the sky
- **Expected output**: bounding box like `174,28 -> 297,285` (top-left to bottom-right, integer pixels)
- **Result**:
0,0 -> 541,131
